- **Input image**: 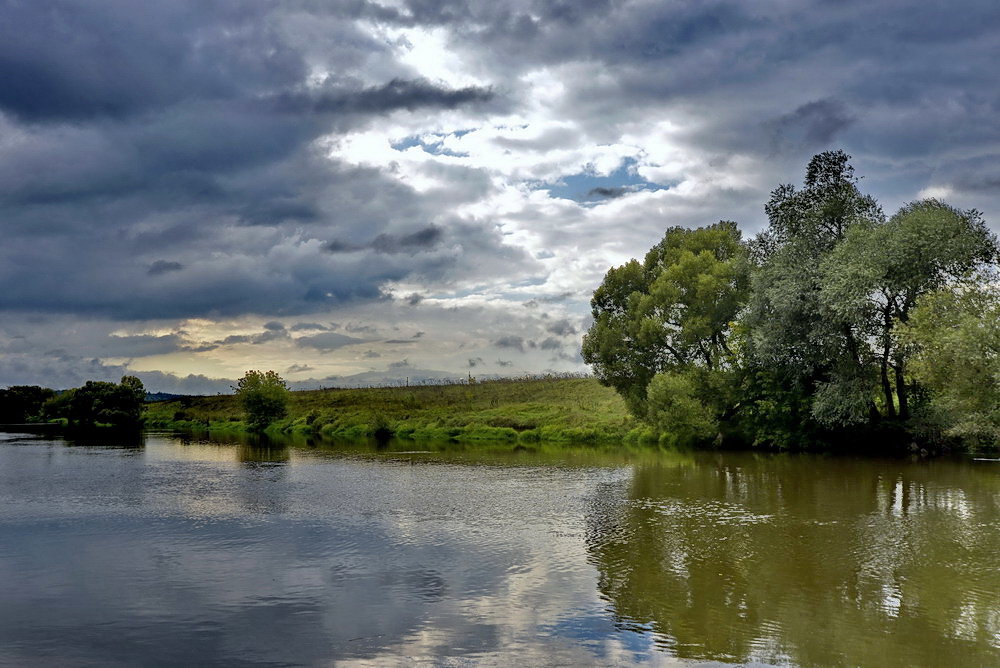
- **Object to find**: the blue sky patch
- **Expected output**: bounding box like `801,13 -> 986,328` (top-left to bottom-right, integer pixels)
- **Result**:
391,134 -> 469,157
535,157 -> 671,203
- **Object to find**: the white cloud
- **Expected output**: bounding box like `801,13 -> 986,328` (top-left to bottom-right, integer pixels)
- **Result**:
918,185 -> 955,200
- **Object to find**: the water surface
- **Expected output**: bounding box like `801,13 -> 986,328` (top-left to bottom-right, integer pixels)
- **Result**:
2,430 -> 999,666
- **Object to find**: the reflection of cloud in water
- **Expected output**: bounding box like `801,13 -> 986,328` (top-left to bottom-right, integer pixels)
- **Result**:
0,433 -> 653,665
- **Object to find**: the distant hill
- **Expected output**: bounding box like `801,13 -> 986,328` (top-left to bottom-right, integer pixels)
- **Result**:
145,392 -> 187,403
299,367 -> 465,390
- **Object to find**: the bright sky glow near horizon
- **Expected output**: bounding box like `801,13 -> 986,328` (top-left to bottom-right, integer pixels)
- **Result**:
2,1 -> 1000,393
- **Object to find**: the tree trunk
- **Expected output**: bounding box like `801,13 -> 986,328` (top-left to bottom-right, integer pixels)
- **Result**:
881,356 -> 896,419
895,300 -> 911,420
880,303 -> 896,419
895,361 -> 909,420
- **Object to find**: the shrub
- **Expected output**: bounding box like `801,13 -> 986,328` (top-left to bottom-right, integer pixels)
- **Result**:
646,371 -> 718,447
235,370 -> 289,431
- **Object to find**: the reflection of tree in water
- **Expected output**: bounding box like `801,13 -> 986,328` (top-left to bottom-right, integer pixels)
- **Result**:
235,433 -> 290,515
237,443 -> 290,465
586,453 -> 1000,666
65,430 -> 146,450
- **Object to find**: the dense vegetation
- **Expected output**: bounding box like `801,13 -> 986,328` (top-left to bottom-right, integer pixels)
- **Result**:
145,376 -> 638,444
0,385 -> 56,423
0,376 -> 146,429
583,151 -> 999,451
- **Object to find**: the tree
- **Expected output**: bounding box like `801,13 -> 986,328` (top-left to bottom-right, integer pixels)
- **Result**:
897,280 -> 1000,445
746,151 -> 997,438
235,370 -> 289,431
582,222 -> 750,418
582,149 -> 998,451
62,376 -> 146,428
745,150 -> 885,430
0,385 -> 55,423
821,199 -> 996,421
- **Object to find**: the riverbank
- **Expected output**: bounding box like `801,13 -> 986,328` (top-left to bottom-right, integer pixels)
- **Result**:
143,376 -> 643,444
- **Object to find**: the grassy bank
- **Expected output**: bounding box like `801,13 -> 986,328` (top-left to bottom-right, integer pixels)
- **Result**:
144,376 -> 645,444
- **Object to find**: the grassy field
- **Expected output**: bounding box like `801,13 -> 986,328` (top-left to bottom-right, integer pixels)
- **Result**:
144,376 -> 647,444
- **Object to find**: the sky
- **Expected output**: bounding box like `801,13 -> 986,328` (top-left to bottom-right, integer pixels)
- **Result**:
2,0 -> 1000,393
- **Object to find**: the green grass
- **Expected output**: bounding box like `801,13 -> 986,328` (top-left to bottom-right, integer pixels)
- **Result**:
144,376 -> 639,444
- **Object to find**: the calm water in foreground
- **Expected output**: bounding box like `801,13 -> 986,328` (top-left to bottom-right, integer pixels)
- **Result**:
2,431 -> 1000,666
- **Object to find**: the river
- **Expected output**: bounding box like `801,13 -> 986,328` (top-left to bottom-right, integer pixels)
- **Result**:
1,430 -> 999,666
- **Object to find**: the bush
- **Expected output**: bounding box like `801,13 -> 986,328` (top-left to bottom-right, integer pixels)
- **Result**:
646,371 -> 718,447
235,370 -> 289,431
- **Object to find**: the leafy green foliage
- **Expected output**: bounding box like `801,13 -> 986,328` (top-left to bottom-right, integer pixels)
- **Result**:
42,376 -> 146,428
585,150 -> 1000,451
0,385 -> 55,423
746,150 -> 886,432
820,199 -> 996,422
646,371 -> 718,446
745,151 -> 997,439
235,370 -> 290,431
582,221 -> 749,416
898,281 -> 1000,446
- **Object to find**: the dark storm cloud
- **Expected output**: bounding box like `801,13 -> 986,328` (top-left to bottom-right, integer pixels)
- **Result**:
767,99 -> 855,151
546,319 -> 577,336
148,261 -> 184,276
587,186 -> 629,199
0,3 -> 298,122
212,326 -> 289,346
324,225 -> 445,255
0,0 -> 520,322
494,335 -> 526,352
290,323 -> 329,332
295,332 -> 368,351
270,77 -> 494,116
954,175 -> 1000,193
539,337 -> 562,351
539,292 -> 575,303
104,334 -> 188,358
373,226 -> 445,253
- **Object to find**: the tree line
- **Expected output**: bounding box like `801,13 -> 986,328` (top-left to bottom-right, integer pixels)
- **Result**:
0,371 -> 291,433
0,376 -> 146,429
583,150 -> 999,451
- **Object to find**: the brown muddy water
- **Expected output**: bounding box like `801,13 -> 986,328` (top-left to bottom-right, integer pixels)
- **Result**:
1,430 -> 999,666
